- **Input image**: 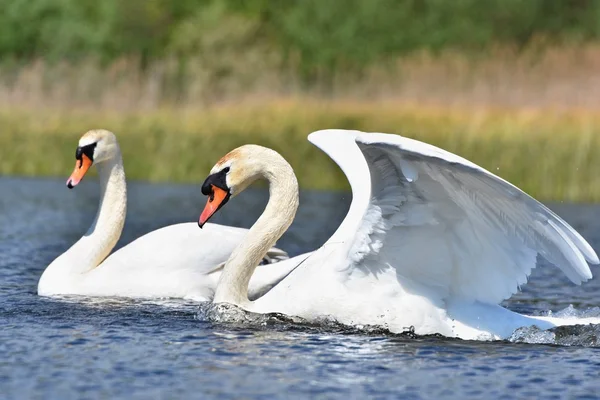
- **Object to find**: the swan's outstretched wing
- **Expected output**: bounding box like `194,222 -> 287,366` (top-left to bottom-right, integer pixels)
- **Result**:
309,129 -> 599,305
86,222 -> 293,300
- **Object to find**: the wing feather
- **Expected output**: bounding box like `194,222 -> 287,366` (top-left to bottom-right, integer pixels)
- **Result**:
308,129 -> 598,306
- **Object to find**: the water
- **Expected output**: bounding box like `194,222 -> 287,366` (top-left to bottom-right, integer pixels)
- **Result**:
1,176 -> 600,399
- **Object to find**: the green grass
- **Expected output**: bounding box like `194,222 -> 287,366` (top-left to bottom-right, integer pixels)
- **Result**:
2,100 -> 600,202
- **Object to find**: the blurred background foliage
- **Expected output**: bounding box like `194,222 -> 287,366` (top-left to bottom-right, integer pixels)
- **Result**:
2,0 -> 600,201
2,0 -> 600,79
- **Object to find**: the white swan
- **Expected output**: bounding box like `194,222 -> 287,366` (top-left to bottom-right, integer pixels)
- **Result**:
38,129 -> 300,300
197,129 -> 600,341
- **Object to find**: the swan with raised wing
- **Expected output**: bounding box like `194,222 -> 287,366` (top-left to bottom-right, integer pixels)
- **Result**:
38,129 -> 299,300
198,129 -> 600,340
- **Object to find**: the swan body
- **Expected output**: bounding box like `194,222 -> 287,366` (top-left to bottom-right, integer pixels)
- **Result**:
198,129 -> 600,340
38,129 -> 297,300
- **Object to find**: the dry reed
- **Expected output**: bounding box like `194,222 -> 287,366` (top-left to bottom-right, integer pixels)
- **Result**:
1,45 -> 600,201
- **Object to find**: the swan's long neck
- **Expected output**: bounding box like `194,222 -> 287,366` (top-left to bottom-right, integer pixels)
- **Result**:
52,154 -> 127,274
213,151 -> 299,306
82,155 -> 127,268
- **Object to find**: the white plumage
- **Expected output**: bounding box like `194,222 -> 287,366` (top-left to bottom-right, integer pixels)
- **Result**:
38,129 -> 297,300
205,129 -> 600,340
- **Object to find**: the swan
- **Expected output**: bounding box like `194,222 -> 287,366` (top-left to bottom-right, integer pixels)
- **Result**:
38,129 -> 301,300
197,129 -> 600,341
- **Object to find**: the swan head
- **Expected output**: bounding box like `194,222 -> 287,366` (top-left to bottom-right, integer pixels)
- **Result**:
66,129 -> 120,188
198,145 -> 270,227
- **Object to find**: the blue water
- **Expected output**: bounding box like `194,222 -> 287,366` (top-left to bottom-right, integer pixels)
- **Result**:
1,176 -> 600,399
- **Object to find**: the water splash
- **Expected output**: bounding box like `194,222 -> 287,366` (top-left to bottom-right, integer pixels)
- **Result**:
200,303 -> 600,346
508,325 -> 557,345
507,305 -> 600,346
509,324 -> 600,347
196,302 -> 422,337
546,304 -> 600,319
42,295 -> 600,347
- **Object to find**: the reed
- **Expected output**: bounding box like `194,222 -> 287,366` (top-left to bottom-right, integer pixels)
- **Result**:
2,45 -> 600,201
2,100 -> 599,202
4,44 -> 600,110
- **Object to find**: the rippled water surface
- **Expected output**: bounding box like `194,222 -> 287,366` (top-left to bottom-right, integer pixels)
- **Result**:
2,176 -> 600,399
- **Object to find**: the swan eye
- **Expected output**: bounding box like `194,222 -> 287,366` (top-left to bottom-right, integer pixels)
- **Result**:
201,168 -> 231,195
75,142 -> 97,164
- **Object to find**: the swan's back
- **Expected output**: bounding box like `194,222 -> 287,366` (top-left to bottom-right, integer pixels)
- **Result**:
69,222 -> 291,300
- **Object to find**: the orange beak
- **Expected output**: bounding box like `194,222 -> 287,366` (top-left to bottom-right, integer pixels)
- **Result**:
199,185 -> 230,228
66,154 -> 93,188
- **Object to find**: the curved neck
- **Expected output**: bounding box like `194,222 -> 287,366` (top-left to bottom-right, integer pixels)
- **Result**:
213,151 -> 299,306
57,154 -> 127,274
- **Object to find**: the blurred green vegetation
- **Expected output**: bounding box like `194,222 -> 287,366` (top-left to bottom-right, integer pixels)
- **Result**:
2,0 -> 600,201
2,0 -> 600,79
2,102 -> 600,202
